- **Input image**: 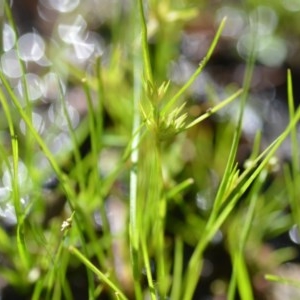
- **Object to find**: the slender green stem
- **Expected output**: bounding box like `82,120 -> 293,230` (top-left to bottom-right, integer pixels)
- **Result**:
228,171 -> 267,300
0,88 -> 29,271
287,69 -> 299,170
81,77 -> 110,239
141,237 -> 157,300
58,77 -> 84,192
265,274 -> 300,288
166,178 -> 194,200
129,2 -> 145,299
170,237 -> 183,300
286,69 -> 300,228
153,146 -> 167,298
162,17 -> 227,114
185,89 -> 243,129
4,1 -> 34,166
138,0 -> 153,84
95,56 -> 104,153
69,246 -> 128,300
130,58 -> 143,298
207,19 -> 257,228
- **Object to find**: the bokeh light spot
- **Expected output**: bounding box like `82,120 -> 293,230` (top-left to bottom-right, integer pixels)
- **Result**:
20,112 -> 45,135
17,73 -> 44,101
44,0 -> 80,13
2,159 -> 29,189
282,0 -> 300,12
1,49 -> 22,78
216,7 -> 246,38
3,23 -> 16,52
48,103 -> 80,131
17,33 -> 45,62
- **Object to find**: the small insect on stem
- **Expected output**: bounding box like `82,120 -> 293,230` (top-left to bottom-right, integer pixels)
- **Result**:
61,211 -> 75,232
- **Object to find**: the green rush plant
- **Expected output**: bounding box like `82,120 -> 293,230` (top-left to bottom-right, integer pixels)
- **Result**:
1,1 -> 300,300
